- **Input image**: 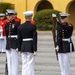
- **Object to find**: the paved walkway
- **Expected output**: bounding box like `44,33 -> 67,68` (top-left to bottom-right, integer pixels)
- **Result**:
0,31 -> 75,75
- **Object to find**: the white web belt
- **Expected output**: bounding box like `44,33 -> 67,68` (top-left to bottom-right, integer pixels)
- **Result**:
8,35 -> 18,38
62,38 -> 70,42
23,38 -> 33,41
62,38 -> 72,52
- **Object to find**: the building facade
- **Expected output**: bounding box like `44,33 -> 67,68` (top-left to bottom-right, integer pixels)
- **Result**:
1,0 -> 75,27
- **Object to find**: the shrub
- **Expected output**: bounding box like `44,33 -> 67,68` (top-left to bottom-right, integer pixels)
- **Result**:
0,2 -> 14,13
33,9 -> 60,31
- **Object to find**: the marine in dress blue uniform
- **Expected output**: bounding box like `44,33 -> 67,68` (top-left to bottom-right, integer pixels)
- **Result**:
18,11 -> 37,75
5,10 -> 20,75
56,13 -> 74,75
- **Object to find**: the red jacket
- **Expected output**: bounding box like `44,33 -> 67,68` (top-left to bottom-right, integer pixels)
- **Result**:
31,20 -> 36,25
14,17 -> 21,24
4,19 -> 9,24
0,20 -> 6,36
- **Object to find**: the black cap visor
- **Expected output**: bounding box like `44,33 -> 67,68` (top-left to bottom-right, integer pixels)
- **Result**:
8,13 -> 14,16
61,16 -> 67,19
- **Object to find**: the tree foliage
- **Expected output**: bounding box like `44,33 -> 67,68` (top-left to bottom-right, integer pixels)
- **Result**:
34,9 -> 60,30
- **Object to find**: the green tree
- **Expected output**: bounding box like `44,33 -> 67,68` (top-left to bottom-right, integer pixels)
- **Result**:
34,9 -> 60,31
0,2 -> 14,13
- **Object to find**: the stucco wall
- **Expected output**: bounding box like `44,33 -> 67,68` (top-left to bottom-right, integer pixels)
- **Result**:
2,0 -> 74,25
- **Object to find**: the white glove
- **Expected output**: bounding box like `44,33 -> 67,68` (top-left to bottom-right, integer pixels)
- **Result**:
18,51 -> 21,56
34,51 -> 37,56
55,46 -> 59,51
52,14 -> 56,17
16,48 -> 18,51
16,48 -> 21,55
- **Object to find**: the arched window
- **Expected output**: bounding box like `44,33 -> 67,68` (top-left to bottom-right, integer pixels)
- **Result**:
66,1 -> 75,28
35,0 -> 53,12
